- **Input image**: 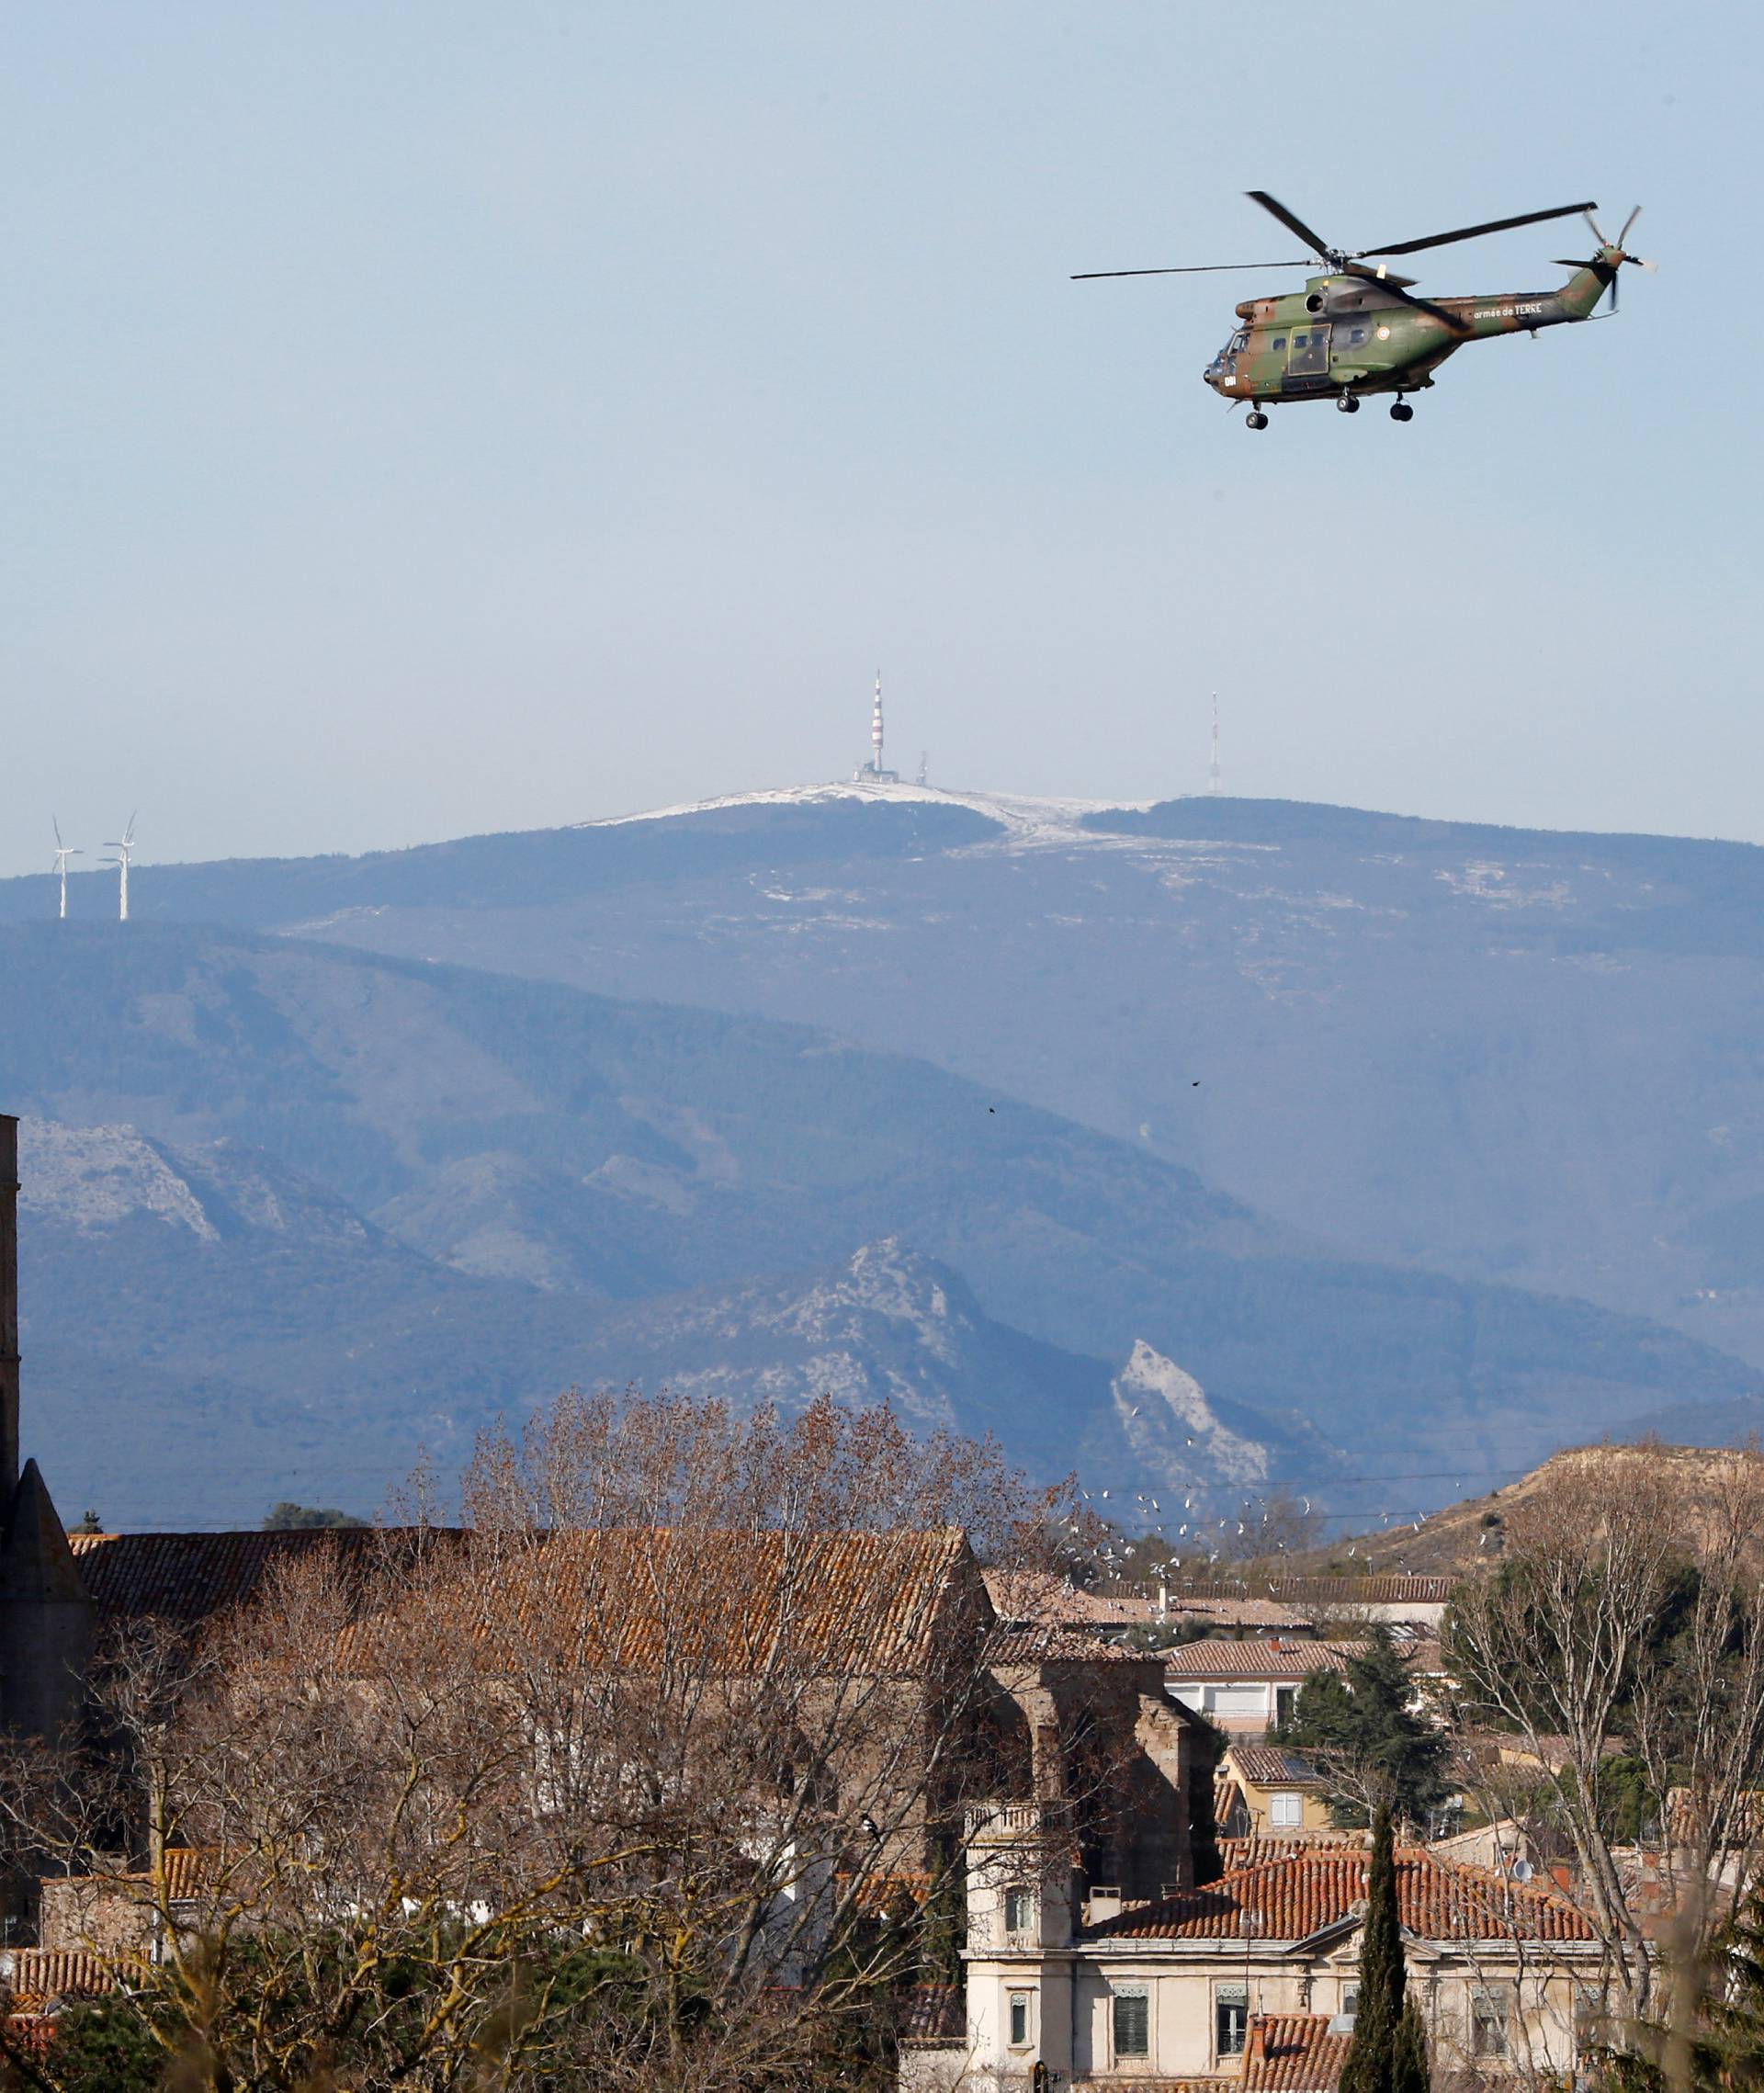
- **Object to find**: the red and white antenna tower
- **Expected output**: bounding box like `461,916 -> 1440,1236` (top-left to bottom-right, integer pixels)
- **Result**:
853,671 -> 899,783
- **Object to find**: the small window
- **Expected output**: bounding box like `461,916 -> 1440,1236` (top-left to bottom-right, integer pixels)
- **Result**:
1273,1686 -> 1296,1727
1575,1985 -> 1604,2055
1293,333 -> 1308,347
1472,1989 -> 1510,2058
1342,1986 -> 1360,2018
1008,1991 -> 1033,2048
1114,1986 -> 1150,2059
1272,336 -> 1286,350
1270,1791 -> 1303,1827
1004,1886 -> 1034,1935
1216,1981 -> 1249,2058
1350,326 -> 1368,345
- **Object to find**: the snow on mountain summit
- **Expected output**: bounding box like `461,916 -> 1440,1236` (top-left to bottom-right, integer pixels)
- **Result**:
581,777 -> 1148,850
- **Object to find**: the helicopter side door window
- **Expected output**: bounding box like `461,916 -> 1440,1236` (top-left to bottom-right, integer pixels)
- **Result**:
1288,325 -> 1330,377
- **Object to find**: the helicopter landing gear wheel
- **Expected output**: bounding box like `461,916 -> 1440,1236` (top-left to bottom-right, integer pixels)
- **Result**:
1337,394 -> 1360,413
1245,411 -> 1269,430
1390,401 -> 1414,422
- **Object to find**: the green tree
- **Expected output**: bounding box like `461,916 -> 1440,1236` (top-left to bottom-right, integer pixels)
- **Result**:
1339,1805 -> 1429,2093
1277,1625 -> 1448,1829
261,1501 -> 367,1530
4,1997 -> 165,2092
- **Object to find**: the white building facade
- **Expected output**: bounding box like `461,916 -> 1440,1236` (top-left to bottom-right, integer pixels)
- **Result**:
901,1829 -> 1605,2093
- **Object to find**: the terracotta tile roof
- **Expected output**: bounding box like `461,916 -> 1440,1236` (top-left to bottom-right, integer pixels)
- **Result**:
1175,1578 -> 1453,1607
75,1527 -> 980,1675
1169,1597 -> 1317,1631
70,1528 -> 393,1626
468,1527 -> 980,1672
839,1872 -> 933,1917
1074,2082 -> 1219,2093
983,1569 -> 1125,1623
1164,1639 -> 1362,1680
57,1847 -> 218,1905
1218,1834 -> 1367,1870
1227,1746 -> 1326,1788
900,1983 -> 966,2042
1242,2013 -> 1351,2093
1087,1848 -> 1599,1943
0,1949 -> 119,2008
989,1621 -> 1154,1666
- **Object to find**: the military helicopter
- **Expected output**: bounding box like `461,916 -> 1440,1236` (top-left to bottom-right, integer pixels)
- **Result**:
1075,192 -> 1653,427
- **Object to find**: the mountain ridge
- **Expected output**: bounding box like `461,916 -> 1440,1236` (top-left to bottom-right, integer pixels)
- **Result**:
2,916 -> 1749,1525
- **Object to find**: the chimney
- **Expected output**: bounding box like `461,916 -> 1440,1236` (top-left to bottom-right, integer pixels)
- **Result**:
0,1114 -> 17,1498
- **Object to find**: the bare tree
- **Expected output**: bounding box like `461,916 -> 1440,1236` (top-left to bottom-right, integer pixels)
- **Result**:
0,1394 -> 1099,2092
1448,1445 -> 1764,2032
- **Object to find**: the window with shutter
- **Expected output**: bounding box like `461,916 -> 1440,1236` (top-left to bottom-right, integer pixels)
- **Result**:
1113,1986 -> 1150,2059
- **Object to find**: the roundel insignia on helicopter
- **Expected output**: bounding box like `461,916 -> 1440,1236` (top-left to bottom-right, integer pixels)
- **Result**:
1074,193 -> 1651,428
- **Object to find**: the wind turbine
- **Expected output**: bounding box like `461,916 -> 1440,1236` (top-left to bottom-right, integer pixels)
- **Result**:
50,820 -> 82,920
102,813 -> 137,922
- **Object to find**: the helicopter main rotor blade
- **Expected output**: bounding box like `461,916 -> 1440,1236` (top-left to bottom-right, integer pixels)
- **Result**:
1359,200 -> 1599,259
1071,260 -> 1312,278
1619,204 -> 1642,247
1341,263 -> 1472,335
1245,191 -> 1336,264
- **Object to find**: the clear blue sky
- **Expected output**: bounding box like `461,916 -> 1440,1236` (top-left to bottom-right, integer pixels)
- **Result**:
1,0 -> 1754,877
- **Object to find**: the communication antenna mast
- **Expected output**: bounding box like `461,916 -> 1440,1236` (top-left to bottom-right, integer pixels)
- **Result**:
50,819 -> 82,921
1208,693 -> 1222,797
101,812 -> 137,923
852,672 -> 899,783
916,751 -> 929,787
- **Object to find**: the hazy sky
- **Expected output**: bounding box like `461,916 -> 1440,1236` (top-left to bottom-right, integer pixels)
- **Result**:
2,1 -> 1756,878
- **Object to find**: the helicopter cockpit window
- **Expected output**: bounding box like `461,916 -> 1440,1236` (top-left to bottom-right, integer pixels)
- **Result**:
1230,331 -> 1250,353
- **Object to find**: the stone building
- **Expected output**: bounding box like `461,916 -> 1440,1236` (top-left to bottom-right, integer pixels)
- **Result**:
0,1115 -> 92,1740
903,1838 -> 1604,2091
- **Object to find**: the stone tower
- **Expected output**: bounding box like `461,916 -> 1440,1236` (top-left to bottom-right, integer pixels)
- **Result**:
0,1115 -> 94,1737
0,1114 -> 17,1495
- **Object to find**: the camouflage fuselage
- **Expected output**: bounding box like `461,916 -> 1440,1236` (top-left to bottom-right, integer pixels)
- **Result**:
1203,252 -> 1618,405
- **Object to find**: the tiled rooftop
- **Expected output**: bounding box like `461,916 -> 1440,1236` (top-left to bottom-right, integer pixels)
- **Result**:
990,1621 -> 1156,1666
69,1528 -> 393,1625
1242,2012 -> 1352,2093
1227,1745 -> 1326,1788
74,1526 -> 979,1673
1217,1834 -> 1367,1871
900,1983 -> 966,2042
0,1949 -> 119,2009
982,1569 -> 1128,1623
1087,1848 -> 1598,1943
1174,1578 -> 1453,1607
1164,1640 -> 1363,1680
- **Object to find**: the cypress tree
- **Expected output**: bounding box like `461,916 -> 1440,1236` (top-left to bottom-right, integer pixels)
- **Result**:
1339,1805 -> 1430,2093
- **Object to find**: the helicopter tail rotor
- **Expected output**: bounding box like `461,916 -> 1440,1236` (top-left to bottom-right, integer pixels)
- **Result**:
1555,206 -> 1654,311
